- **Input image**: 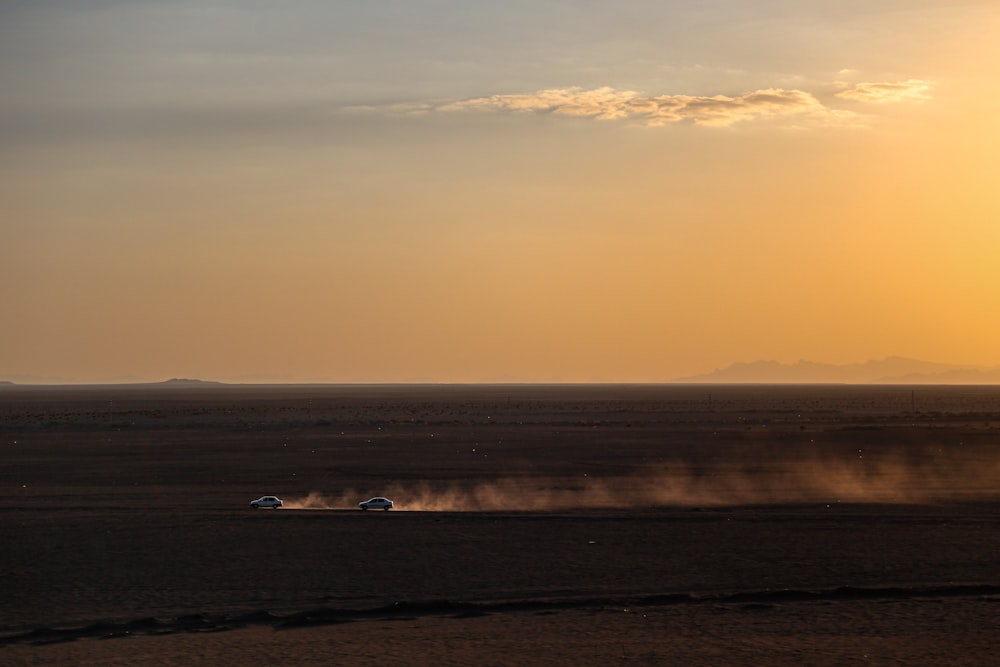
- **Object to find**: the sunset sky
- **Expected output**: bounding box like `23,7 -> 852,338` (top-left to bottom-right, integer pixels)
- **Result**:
3,1 -> 999,383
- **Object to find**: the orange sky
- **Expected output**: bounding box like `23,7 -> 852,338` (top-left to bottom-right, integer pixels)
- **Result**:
2,2 -> 998,382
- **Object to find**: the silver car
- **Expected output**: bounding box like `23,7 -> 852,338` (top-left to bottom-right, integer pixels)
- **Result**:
359,497 -> 393,511
250,495 -> 283,509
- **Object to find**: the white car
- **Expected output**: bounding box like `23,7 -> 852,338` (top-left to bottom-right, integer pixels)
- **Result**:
359,497 -> 393,511
250,495 -> 283,509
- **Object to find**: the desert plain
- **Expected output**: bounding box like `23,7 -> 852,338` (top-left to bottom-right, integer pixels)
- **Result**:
2,383 -> 999,666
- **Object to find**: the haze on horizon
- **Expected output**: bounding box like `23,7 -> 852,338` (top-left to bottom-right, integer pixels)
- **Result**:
3,1 -> 999,384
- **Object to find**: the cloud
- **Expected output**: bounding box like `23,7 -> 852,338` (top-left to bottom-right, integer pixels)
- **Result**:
440,86 -> 854,128
835,79 -> 931,103
636,89 -> 829,127
441,86 -> 639,120
357,81 -> 931,129
342,101 -> 435,116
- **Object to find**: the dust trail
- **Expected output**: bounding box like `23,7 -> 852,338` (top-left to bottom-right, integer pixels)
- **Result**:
284,448 -> 1000,511
282,491 -> 359,510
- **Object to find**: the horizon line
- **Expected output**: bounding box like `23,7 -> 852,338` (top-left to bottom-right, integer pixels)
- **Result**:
3,379 -> 1000,388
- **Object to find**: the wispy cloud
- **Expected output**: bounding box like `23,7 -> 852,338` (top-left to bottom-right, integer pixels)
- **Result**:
401,80 -> 929,128
835,79 -> 931,103
351,80 -> 930,128
441,87 -> 638,120
441,86 -> 838,127
635,89 -> 833,127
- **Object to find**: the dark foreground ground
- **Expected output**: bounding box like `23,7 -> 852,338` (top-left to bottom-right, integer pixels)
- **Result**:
2,384 -> 999,665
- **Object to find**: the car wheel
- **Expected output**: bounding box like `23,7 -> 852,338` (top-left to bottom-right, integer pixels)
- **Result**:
383,507 -> 390,511
361,506 -> 367,510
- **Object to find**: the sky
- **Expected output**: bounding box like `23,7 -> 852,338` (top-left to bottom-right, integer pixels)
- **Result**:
2,1 -> 999,383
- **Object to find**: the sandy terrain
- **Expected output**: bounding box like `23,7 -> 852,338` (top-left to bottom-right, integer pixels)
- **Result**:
2,384 -> 999,665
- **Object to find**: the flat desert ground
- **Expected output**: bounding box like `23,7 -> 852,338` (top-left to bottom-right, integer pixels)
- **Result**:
2,384 -> 999,665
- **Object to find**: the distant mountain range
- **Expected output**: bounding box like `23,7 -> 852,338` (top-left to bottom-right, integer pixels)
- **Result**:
3,361 -> 999,386
677,357 -> 1000,384
159,378 -> 225,386
0,377 -> 226,388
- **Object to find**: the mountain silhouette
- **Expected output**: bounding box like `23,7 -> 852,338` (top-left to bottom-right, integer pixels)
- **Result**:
677,357 -> 1000,383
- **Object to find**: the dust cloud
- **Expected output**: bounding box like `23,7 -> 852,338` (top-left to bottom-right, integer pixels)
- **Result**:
282,491 -> 352,510
284,449 -> 1000,511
